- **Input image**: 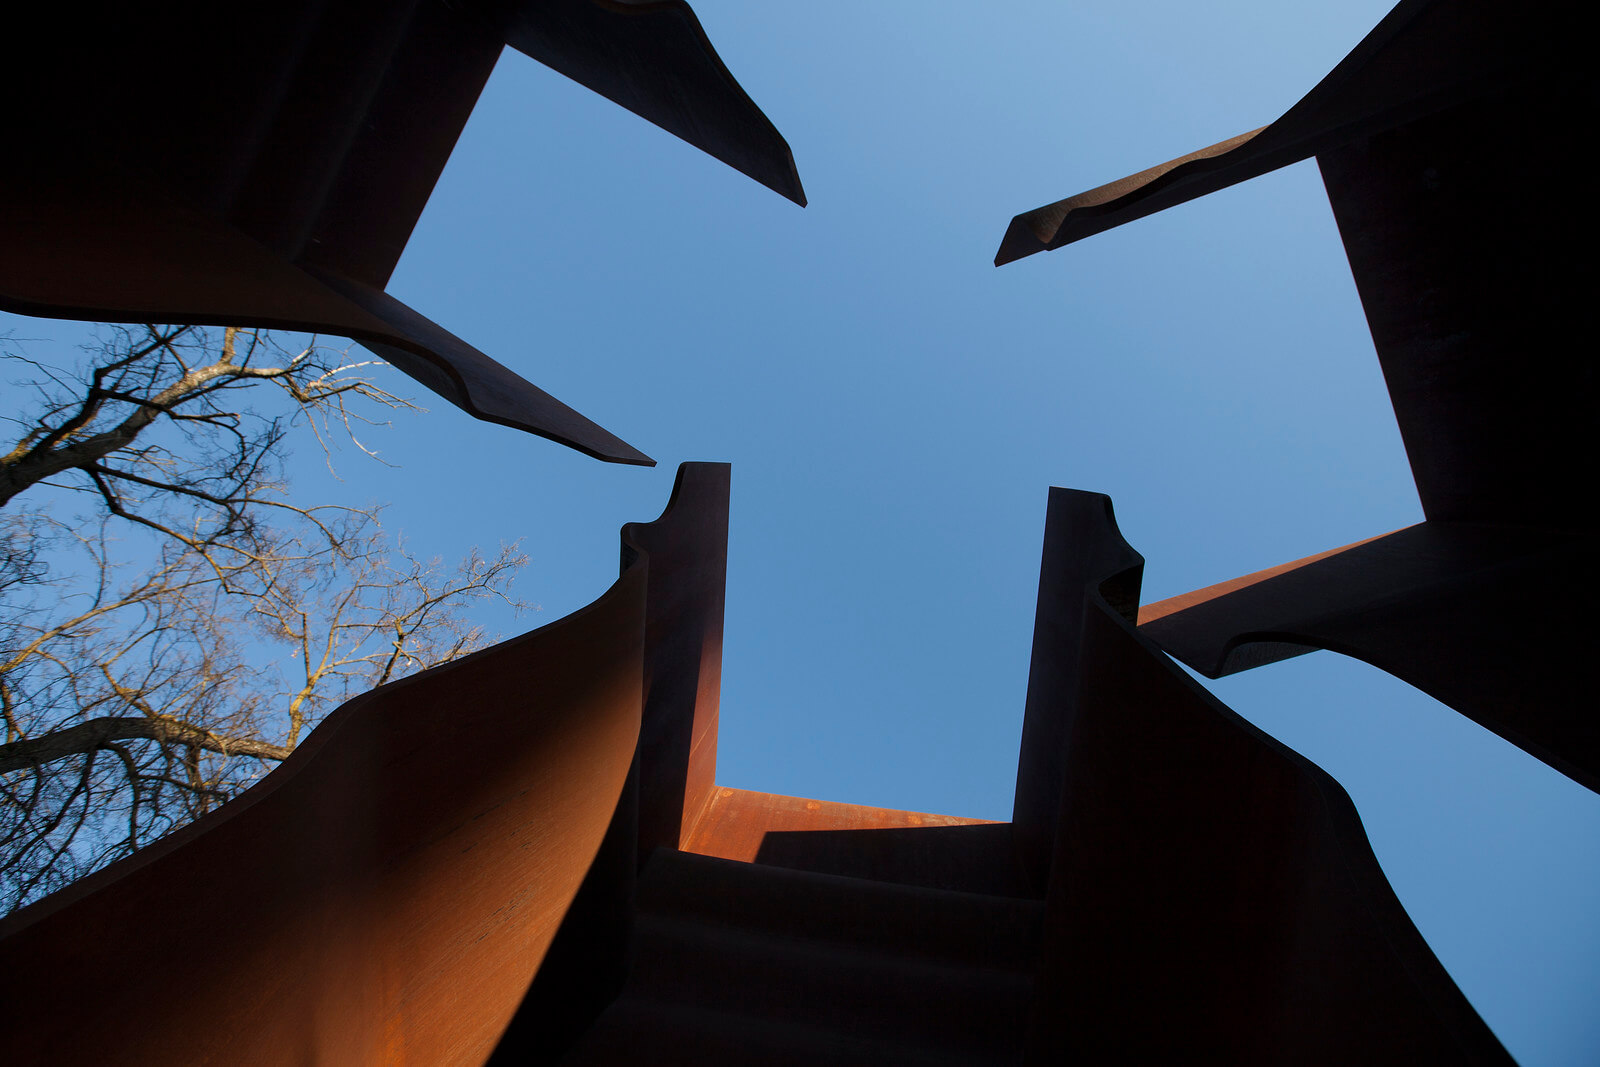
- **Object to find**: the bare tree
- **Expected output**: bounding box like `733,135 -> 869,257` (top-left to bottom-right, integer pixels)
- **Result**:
0,325 -> 526,913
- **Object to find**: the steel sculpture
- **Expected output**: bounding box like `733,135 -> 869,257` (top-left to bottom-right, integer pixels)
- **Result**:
1138,524 -> 1596,792
995,0 -> 1596,791
0,464 -> 717,1064
494,479 -> 1516,1064
3,1 -> 807,465
0,0 -> 1568,1061
0,468 -> 1512,1063
1013,490 -> 1507,1064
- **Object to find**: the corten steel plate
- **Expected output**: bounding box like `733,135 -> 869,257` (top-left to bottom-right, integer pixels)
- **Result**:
1017,490 -> 1511,1064
686,786 -> 1018,896
623,463 -> 733,865
0,468 -> 1516,1062
514,481 -> 1513,1064
487,461 -> 737,1063
3,0 -> 807,465
994,0 -> 1595,783
1139,523 -> 1598,793
0,462 -> 731,1064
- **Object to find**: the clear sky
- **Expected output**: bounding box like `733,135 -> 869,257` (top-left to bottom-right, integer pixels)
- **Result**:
8,2 -> 1595,1063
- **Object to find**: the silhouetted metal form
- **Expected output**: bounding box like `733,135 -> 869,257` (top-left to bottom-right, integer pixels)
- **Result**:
542,484 -> 1507,1064
997,0 -> 1596,792
0,465 -> 1511,1064
3,1 -> 807,465
1013,491 -> 1505,1065
0,1 -> 1568,1061
0,464 -> 722,1063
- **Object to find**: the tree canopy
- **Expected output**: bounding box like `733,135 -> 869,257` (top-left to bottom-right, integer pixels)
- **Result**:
0,324 -> 525,912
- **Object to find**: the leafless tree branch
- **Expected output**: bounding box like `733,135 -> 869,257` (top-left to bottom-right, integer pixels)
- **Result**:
0,325 -> 526,914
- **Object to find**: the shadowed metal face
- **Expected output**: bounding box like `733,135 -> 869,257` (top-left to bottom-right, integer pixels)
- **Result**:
2,0 -> 807,465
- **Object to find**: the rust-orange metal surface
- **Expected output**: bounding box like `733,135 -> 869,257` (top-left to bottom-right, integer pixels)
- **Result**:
0,464 -> 731,1065
1136,530 -> 1398,629
682,787 -> 1016,895
0,466 -> 1515,1063
623,465 -> 731,861
486,462 -> 735,1063
513,481 -> 1510,1063
685,787 -> 997,864
0,562 -> 646,1064
1,2 -> 1559,1056
1139,522 -> 1597,792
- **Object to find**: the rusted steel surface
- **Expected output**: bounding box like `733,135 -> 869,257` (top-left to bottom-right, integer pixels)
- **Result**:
686,786 -> 998,861
0,565 -> 647,1065
0,466 -> 1516,1062
4,1 -> 806,464
1140,523 -> 1597,792
525,481 -> 1511,1063
488,461 -> 733,1064
1136,530 -> 1398,630
623,463 -> 731,863
0,464 -> 735,1065
1021,490 -> 1511,1065
684,786 -> 1017,896
995,0 -> 1565,264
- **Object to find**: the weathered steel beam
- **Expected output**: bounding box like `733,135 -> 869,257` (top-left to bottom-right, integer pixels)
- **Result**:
996,0 -> 1595,788
4,1 -> 807,464
1020,489 -> 1511,1064
1140,523 -> 1597,793
994,0 -> 1556,265
0,463 -> 735,1064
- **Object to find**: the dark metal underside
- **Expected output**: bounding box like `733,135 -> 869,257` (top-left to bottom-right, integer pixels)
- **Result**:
995,0 -> 1597,790
3,0 -> 808,465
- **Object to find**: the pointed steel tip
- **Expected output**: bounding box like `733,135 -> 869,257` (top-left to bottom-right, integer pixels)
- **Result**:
571,434 -> 655,468
994,218 -> 1046,267
772,168 -> 807,207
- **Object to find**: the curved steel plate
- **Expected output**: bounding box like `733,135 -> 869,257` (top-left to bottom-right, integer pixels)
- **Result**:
0,465 -> 741,1063
1139,522 -> 1598,793
1018,489 -> 1511,1063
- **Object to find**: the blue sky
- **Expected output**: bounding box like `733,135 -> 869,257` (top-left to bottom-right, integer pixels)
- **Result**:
7,2 -> 1594,1062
